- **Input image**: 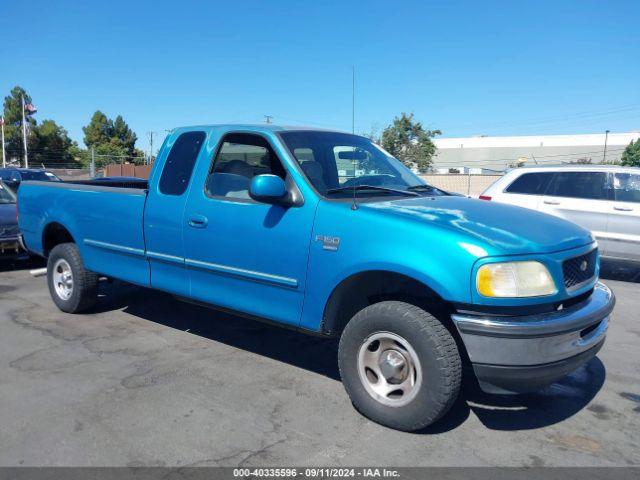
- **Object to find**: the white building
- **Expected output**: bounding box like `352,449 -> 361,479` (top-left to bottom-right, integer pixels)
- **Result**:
432,131 -> 640,172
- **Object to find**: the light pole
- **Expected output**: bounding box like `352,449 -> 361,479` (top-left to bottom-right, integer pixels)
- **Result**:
602,130 -> 610,163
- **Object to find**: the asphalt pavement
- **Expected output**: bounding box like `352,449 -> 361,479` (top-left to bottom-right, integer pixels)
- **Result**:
0,259 -> 638,467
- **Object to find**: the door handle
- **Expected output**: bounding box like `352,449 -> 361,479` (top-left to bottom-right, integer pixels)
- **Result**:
188,214 -> 208,228
543,200 -> 561,205
614,206 -> 633,212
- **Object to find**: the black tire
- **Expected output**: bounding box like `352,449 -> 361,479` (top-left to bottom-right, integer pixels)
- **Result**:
47,243 -> 98,313
338,301 -> 461,431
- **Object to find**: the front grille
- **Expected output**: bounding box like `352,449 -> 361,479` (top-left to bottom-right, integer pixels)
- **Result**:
563,249 -> 597,290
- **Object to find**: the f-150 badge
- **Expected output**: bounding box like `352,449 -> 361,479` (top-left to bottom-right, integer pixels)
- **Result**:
316,235 -> 340,251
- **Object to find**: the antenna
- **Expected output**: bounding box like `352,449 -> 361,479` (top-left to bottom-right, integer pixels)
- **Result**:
352,66 -> 355,134
351,65 -> 358,210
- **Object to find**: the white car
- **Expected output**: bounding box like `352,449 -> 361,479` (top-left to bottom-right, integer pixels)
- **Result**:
481,165 -> 640,264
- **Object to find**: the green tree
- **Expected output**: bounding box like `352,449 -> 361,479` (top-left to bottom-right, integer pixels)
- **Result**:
2,86 -> 37,164
31,120 -> 80,166
380,113 -> 441,171
83,110 -> 113,149
620,140 -> 640,167
111,115 -> 137,155
82,111 -> 144,165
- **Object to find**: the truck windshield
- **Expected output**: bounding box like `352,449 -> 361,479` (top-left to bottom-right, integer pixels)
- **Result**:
279,131 -> 435,198
0,182 -> 16,204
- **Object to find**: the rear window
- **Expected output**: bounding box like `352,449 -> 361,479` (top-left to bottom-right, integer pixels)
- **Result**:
158,131 -> 206,196
505,172 -> 554,195
613,173 -> 640,203
19,171 -> 51,181
547,171 -> 610,200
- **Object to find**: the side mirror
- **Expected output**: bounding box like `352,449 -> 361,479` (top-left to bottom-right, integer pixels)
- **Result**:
249,174 -> 289,205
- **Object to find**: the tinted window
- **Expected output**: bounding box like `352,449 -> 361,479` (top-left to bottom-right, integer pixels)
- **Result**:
613,173 -> 640,203
205,133 -> 286,200
506,172 -> 553,195
547,172 -> 610,200
0,170 -> 12,181
159,131 -> 205,196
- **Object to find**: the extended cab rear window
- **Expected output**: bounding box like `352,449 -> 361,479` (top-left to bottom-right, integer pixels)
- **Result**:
505,172 -> 553,195
159,131 -> 206,196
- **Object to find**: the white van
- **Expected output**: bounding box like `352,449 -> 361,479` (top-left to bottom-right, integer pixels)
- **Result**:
480,165 -> 640,263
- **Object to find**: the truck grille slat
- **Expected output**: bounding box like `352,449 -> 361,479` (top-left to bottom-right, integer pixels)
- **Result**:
563,249 -> 597,290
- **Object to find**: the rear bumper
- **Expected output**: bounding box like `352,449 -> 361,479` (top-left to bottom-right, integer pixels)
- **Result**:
451,282 -> 614,394
0,234 -> 28,259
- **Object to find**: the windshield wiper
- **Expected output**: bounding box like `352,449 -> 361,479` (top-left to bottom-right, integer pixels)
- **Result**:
407,184 -> 451,195
407,184 -> 435,191
326,185 -> 419,197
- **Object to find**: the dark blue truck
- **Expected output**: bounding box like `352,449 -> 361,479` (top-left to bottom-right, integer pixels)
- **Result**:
17,125 -> 614,431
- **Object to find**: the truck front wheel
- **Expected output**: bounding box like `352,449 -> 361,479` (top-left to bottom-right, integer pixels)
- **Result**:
47,243 -> 98,313
338,301 -> 461,431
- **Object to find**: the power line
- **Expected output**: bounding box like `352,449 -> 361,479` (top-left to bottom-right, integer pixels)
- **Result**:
449,104 -> 640,131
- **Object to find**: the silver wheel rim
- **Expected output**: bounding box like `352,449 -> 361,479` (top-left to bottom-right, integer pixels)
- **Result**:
52,258 -> 73,301
357,331 -> 422,407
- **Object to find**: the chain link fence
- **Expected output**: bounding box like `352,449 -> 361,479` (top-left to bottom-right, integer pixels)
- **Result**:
421,174 -> 503,197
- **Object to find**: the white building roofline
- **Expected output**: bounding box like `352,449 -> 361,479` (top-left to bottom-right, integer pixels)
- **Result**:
434,131 -> 640,149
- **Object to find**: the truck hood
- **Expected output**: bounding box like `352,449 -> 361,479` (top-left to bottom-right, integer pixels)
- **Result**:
362,196 -> 593,255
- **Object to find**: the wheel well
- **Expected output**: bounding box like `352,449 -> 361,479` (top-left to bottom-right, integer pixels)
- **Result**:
322,270 -> 453,337
42,223 -> 75,256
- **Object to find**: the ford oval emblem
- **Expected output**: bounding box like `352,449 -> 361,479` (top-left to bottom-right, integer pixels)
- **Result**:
580,260 -> 588,271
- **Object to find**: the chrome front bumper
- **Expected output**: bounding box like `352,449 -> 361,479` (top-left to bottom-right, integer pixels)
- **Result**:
452,282 -> 615,394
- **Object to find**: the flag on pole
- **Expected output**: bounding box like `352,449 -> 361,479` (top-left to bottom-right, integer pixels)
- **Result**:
24,102 -> 37,115
0,117 -> 4,126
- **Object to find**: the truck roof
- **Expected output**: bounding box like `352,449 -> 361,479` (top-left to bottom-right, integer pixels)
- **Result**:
170,124 -> 347,135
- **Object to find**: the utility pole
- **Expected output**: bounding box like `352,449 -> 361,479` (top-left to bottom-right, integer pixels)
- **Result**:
90,147 -> 96,178
264,115 -> 273,124
602,130 -> 610,163
21,95 -> 29,168
352,65 -> 355,134
1,117 -> 6,168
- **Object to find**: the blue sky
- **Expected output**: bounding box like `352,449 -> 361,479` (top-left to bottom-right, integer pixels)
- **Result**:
2,0 -> 639,154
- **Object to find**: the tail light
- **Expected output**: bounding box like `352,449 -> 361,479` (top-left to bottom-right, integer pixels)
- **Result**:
479,195 -> 492,201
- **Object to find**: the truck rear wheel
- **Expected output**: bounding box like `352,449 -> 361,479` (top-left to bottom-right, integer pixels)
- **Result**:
47,243 -> 98,313
338,301 -> 461,431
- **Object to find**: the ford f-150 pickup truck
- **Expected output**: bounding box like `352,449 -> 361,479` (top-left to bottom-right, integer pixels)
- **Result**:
18,125 -> 615,431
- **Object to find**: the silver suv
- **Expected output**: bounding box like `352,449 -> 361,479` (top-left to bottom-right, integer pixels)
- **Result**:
481,165 -> 640,264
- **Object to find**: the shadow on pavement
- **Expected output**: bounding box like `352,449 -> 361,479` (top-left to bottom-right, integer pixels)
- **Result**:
94,280 -> 606,434
0,256 -> 46,273
463,357 -> 605,431
600,259 -> 640,283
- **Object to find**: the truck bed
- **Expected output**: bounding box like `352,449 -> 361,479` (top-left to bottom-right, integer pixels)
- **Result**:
18,180 -> 151,287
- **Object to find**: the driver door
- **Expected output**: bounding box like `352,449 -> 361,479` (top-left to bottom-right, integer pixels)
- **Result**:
183,132 -> 317,327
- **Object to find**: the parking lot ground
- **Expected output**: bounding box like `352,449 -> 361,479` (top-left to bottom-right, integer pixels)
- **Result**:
0,261 -> 639,467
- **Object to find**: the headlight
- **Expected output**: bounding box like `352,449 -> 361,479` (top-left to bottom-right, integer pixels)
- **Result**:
476,261 -> 557,298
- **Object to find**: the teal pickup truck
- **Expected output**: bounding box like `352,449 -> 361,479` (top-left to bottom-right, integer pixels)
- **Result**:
18,125 -> 614,431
